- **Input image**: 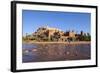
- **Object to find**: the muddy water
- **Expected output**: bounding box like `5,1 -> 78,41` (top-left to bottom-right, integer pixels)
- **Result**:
22,43 -> 90,63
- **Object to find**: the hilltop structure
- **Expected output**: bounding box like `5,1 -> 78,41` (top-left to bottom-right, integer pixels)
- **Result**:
23,25 -> 90,42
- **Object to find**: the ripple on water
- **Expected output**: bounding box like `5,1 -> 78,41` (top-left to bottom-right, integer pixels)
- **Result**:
22,43 -> 91,63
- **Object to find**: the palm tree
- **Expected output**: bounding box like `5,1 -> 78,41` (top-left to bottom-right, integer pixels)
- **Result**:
52,31 -> 61,41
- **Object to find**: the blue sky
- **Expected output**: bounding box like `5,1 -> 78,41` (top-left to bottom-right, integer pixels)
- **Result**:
22,10 -> 91,36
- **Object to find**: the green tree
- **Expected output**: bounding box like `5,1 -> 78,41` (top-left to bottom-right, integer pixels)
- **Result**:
52,31 -> 61,41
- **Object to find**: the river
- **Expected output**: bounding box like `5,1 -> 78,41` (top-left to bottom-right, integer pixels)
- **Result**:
22,43 -> 91,63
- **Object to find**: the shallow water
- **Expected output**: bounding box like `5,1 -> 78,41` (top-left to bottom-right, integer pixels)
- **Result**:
22,43 -> 91,63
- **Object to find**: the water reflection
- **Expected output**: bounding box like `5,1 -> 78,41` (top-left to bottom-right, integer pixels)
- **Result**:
22,43 -> 90,63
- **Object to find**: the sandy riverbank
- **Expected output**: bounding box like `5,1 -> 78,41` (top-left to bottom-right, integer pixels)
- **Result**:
23,41 -> 90,45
